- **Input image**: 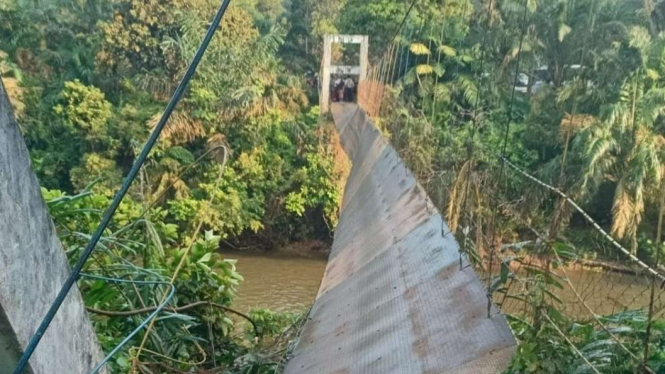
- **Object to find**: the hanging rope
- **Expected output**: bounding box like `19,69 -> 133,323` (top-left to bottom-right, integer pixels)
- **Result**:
469,0 -> 495,141
389,0 -> 419,47
429,21 -> 446,125
457,0 -> 493,251
486,0 -> 530,318
362,0 -> 418,117
644,185 -> 665,370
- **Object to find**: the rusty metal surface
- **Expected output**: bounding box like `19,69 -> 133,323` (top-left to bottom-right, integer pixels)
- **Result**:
284,104 -> 516,374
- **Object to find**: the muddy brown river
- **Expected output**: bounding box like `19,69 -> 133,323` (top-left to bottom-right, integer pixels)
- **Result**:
223,249 -> 663,318
501,266 -> 662,318
222,250 -> 328,313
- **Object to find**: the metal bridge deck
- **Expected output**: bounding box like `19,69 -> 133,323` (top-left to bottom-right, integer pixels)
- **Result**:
284,104 -> 516,374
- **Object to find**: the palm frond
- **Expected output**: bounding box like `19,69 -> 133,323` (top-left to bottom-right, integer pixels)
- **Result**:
147,110 -> 206,145
642,87 -> 665,120
579,123 -> 618,190
416,64 -> 434,75
611,180 -> 635,239
437,44 -> 457,57
628,26 -> 652,58
207,133 -> 230,164
455,75 -> 479,105
560,113 -> 596,139
559,24 -> 572,42
410,43 -> 431,56
164,146 -> 195,165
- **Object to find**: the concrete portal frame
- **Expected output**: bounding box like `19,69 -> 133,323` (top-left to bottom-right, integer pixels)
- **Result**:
321,34 -> 369,113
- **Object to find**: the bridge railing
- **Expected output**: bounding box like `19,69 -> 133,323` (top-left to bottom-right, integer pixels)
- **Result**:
357,78 -> 385,117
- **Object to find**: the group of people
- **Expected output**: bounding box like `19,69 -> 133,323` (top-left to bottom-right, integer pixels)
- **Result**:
331,76 -> 356,103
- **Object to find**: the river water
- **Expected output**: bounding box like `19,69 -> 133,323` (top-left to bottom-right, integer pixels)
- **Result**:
222,250 -> 328,313
501,266 -> 659,318
224,250 -> 661,318
551,267 -> 659,317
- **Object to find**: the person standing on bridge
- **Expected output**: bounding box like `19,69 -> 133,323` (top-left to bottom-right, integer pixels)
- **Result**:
344,76 -> 355,102
332,77 -> 343,102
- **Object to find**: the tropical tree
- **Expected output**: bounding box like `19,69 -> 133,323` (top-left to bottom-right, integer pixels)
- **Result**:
576,29 -> 665,251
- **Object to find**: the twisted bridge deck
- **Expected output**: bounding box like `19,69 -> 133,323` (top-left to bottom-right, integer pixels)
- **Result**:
284,104 -> 516,373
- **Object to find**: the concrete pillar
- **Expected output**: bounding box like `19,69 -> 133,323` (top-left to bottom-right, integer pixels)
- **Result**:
320,34 -> 369,113
0,81 -> 107,373
359,36 -> 369,83
321,35 -> 332,113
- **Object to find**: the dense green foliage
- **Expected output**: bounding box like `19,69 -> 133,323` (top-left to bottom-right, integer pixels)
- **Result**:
356,0 -> 665,256
1,0 -> 344,372
1,0 -> 344,248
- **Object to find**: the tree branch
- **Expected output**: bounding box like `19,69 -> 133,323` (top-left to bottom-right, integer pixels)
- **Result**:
86,301 -> 257,334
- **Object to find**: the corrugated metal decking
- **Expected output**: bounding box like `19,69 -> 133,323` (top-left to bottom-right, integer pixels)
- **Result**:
284,103 -> 516,374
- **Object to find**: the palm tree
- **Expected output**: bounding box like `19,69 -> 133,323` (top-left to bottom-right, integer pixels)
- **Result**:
578,26 -> 665,252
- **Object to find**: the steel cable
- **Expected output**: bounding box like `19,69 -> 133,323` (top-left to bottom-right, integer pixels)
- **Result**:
486,0 -> 530,317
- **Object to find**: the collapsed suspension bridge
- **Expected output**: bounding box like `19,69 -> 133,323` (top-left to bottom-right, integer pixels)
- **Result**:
4,0 -> 665,373
283,103 -> 517,373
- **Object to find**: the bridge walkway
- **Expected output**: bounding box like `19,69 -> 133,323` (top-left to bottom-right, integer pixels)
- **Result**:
284,104 -> 516,374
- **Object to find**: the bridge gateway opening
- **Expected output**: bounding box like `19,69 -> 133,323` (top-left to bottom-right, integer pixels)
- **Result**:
320,35 -> 369,113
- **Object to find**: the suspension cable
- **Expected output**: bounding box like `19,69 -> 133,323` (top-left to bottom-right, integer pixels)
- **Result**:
486,0 -> 530,318
388,0 -> 419,47
12,1 -> 232,372
470,0 -> 495,137
510,215 -> 655,373
496,153 -> 665,283
458,0 -> 494,237
365,3 -> 664,370
367,0 -> 418,116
